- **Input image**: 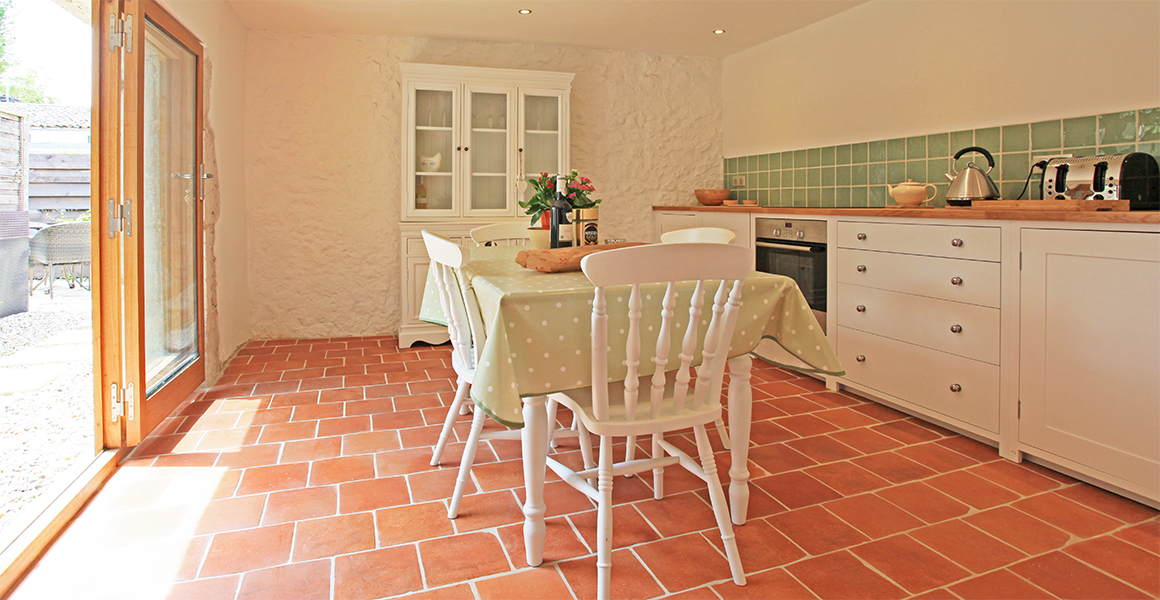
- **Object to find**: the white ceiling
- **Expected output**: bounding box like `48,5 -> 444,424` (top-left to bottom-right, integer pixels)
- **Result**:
225,0 -> 868,58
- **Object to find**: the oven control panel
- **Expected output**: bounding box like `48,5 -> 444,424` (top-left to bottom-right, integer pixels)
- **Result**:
755,218 -> 827,244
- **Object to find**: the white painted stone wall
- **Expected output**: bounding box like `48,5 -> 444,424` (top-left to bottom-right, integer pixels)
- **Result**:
246,33 -> 722,339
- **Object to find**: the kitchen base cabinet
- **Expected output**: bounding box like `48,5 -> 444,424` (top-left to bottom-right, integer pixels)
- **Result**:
653,210 -> 752,252
1019,228 -> 1160,504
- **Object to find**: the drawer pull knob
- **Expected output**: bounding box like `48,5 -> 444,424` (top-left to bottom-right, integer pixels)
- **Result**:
951,276 -> 963,285
856,305 -> 866,313
856,233 -> 867,240
856,355 -> 866,363
951,238 -> 964,247
950,324 -> 963,333
856,264 -> 867,273
950,383 -> 962,393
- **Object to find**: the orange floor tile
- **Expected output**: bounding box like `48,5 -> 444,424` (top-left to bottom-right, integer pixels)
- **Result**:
8,336 -> 1159,600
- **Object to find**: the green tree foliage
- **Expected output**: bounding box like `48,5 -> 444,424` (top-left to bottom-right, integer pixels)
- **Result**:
0,0 -> 57,104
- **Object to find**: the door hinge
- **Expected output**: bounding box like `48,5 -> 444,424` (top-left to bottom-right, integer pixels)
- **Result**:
110,382 -> 136,423
108,198 -> 132,238
109,13 -> 133,53
1017,399 -> 1021,419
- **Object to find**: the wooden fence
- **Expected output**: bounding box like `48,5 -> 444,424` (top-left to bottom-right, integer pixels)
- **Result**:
0,112 -> 27,213
29,153 -> 90,213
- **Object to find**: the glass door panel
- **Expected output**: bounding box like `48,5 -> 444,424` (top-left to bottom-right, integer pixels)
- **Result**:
468,90 -> 510,213
520,93 -> 561,204
143,21 -> 199,394
413,88 -> 455,212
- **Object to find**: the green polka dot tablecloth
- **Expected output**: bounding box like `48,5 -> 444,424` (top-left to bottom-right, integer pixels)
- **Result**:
419,245 -> 843,428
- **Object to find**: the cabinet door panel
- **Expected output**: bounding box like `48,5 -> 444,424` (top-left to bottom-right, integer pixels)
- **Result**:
655,212 -> 696,241
407,82 -> 460,218
1020,228 -> 1160,498
837,248 -> 1001,307
837,221 -> 1000,261
837,283 -> 1000,364
698,212 -> 752,250
465,86 -> 515,216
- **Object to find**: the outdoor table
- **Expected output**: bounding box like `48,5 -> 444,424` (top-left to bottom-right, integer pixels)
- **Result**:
419,244 -> 842,567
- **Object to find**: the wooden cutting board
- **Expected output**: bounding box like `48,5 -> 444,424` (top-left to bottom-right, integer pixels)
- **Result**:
972,200 -> 1130,212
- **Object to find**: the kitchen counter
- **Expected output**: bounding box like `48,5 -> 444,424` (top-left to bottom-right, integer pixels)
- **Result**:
652,205 -> 1160,224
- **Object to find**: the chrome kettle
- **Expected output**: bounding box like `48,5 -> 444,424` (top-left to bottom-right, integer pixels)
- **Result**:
945,146 -> 1001,206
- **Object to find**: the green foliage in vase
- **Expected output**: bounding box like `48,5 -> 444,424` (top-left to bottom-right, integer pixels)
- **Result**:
519,170 -> 601,226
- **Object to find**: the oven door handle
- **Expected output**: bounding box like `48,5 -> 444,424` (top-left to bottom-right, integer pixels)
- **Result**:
756,241 -> 825,253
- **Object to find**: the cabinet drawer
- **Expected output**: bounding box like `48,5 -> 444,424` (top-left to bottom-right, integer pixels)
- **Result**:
837,283 -> 1000,364
837,326 -> 999,433
837,221 -> 1000,261
837,248 -> 1001,307
406,238 -> 428,256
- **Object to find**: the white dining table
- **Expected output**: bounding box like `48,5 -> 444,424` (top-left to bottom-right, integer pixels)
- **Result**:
420,244 -> 842,566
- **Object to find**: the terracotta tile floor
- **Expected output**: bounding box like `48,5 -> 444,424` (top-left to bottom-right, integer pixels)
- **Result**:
9,336 -> 1160,600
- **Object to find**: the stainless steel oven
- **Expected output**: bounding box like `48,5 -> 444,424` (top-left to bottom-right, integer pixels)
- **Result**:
754,218 -> 827,332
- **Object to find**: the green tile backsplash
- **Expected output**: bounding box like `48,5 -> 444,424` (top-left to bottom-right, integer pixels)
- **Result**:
725,107 -> 1160,208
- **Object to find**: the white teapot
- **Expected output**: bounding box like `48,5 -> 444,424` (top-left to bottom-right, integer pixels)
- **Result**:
418,152 -> 442,172
886,179 -> 937,206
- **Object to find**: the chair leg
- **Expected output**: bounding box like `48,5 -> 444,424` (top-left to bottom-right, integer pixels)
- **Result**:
693,424 -> 745,586
715,417 -> 731,450
623,435 -> 636,476
448,408 -> 486,519
546,398 -> 559,449
596,435 -> 614,600
431,377 -> 470,466
652,433 -> 665,500
47,264 -> 55,299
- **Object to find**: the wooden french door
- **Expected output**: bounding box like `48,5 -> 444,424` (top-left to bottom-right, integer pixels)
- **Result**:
95,0 -> 205,447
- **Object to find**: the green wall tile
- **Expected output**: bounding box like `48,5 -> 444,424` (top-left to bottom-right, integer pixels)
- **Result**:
782,189 -> 794,204
836,187 -> 851,207
1099,111 -> 1136,145
975,127 -> 1000,153
887,138 -> 906,161
907,160 -> 925,182
770,171 -> 781,188
1099,144 -> 1137,155
822,146 -> 836,166
741,156 -> 752,172
927,133 -> 949,158
821,187 -> 835,207
837,165 -> 851,186
769,153 -> 781,170
1139,142 -> 1160,165
822,166 -> 835,187
807,187 -> 821,207
851,142 -> 868,164
1000,181 -> 1024,200
1140,108 -> 1160,142
931,184 -> 948,207
869,140 -> 887,162
1064,145 -> 1096,157
927,158 -> 948,185
808,168 -> 821,187
758,189 -> 769,204
794,150 -> 808,168
726,157 -> 737,173
1001,152 -> 1030,182
758,154 -> 769,171
1032,120 -> 1062,150
852,186 -> 868,208
1063,116 -> 1097,147
793,188 -> 807,207
887,161 -> 905,183
950,130 -> 974,154
907,136 -> 927,159
868,163 -> 886,185
1002,124 -> 1030,152
836,144 -> 851,165
794,169 -> 807,188
869,185 -> 887,206
852,164 -> 868,185
758,172 -> 769,188
808,147 -> 822,167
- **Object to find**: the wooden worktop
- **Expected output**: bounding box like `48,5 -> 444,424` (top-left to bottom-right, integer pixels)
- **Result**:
653,204 -> 1160,224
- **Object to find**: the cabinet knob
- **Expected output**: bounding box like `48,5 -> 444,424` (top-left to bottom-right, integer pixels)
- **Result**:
464,146 -> 469,151
951,238 -> 964,247
856,264 -> 867,273
950,324 -> 963,333
456,146 -> 462,151
857,233 -> 867,240
951,276 -> 963,285
856,355 -> 866,363
950,383 -> 962,393
856,305 -> 866,313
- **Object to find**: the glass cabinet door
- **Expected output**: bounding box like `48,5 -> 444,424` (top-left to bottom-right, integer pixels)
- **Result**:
410,84 -> 458,216
519,90 -> 565,206
465,86 -> 515,215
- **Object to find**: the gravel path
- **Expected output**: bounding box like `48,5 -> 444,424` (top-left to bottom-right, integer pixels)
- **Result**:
0,290 -> 95,543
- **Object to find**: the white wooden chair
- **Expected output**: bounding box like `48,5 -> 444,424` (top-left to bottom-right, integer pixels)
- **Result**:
421,231 -> 591,518
659,226 -> 737,245
470,222 -> 531,246
547,242 -> 749,599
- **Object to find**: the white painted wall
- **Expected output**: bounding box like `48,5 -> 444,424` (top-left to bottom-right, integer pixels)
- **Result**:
244,34 -> 722,339
723,0 -> 1160,156
164,0 -> 250,377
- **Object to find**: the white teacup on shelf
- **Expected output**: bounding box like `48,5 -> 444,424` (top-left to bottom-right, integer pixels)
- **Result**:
418,153 -> 442,172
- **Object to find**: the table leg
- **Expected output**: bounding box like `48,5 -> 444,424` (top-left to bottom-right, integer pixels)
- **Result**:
726,354 -> 753,525
521,394 -> 548,567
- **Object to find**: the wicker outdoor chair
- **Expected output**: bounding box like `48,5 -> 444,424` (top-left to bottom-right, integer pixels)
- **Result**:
29,222 -> 91,299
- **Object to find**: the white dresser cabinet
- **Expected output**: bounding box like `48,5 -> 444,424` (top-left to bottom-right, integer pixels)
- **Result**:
1019,228 -> 1160,502
834,221 -> 1002,435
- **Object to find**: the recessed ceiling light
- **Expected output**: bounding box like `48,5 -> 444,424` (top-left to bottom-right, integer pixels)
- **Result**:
519,9 -> 532,14
713,29 -> 725,34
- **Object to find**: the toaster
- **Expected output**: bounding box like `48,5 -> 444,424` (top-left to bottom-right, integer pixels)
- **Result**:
1041,153 -> 1159,210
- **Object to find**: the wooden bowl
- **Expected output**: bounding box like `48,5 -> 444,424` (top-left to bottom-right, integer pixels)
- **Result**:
695,189 -> 730,206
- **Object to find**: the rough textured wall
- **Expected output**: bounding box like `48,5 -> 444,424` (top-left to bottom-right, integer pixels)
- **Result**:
246,33 -> 722,339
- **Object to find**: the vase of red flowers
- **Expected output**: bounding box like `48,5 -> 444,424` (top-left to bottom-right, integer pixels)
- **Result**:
520,170 -> 602,228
